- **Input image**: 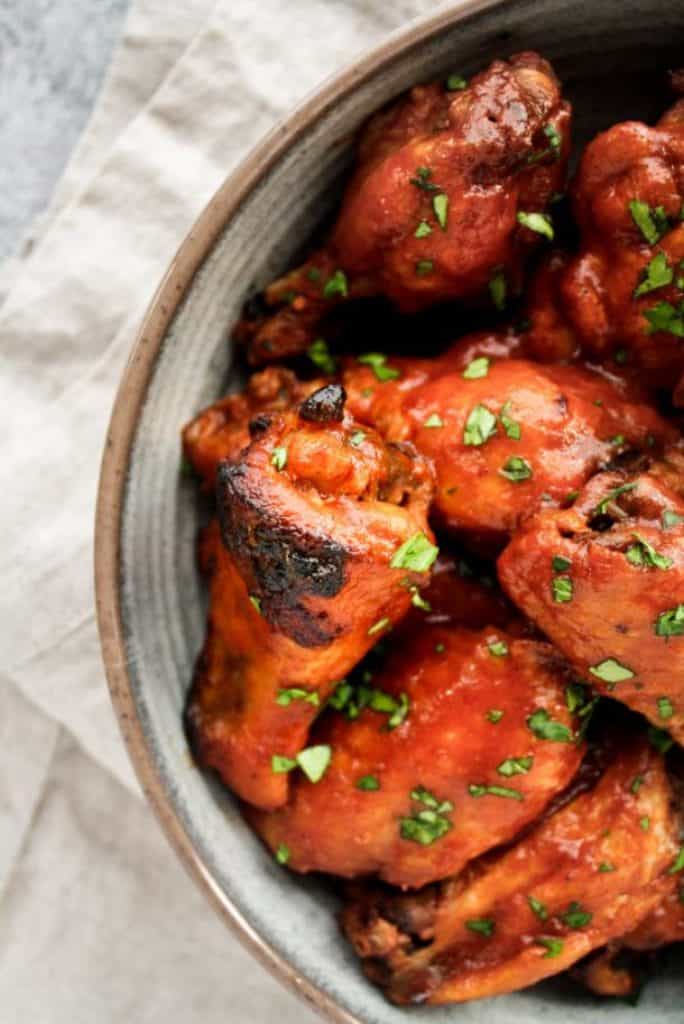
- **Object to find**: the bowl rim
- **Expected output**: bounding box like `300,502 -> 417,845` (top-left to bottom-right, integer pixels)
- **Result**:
94,2 -> 505,1021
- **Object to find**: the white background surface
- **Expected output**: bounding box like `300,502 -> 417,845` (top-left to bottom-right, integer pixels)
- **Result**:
0,2 -> 440,1020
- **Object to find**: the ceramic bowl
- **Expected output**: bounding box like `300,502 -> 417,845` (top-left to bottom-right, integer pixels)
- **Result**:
95,1 -> 684,1020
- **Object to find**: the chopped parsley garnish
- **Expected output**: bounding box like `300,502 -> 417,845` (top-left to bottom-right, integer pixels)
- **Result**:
644,300 -> 684,337
435,642 -> 446,654
463,356 -> 490,379
488,640 -> 509,657
626,533 -> 673,570
271,744 -> 332,783
433,193 -> 449,230
565,683 -> 587,713
323,269 -> 348,299
640,816 -> 650,831
497,755 -> 533,777
629,199 -> 670,244
357,352 -> 401,381
487,709 -> 504,723
276,688 -> 320,707
414,220 -> 432,238
468,783 -> 524,801
271,446 -> 288,471
410,166 -> 439,192
424,413 -> 444,428
634,251 -> 673,298
306,267 -> 321,282
598,862 -> 616,873
489,268 -> 507,311
410,587 -> 431,611
631,774 -> 646,795
466,918 -> 495,937
611,434 -> 625,446
400,787 -> 453,845
499,456 -> 533,482
349,430 -> 366,447
249,595 -> 262,614
386,693 -> 410,730
589,658 -> 635,685
528,896 -> 548,920
517,210 -> 554,240
463,404 -> 497,446
663,509 -> 684,529
561,902 -> 593,928
668,846 -> 684,875
528,123 -> 562,163
552,555 -> 571,573
367,616 -> 391,636
552,575 -> 573,603
655,603 -> 684,637
446,74 -> 468,91
415,259 -> 434,277
307,338 -> 336,374
275,843 -> 290,865
500,401 -> 521,440
391,532 -> 439,572
648,725 -> 674,754
658,696 -> 674,720
527,708 -> 573,743
536,937 -> 564,958
593,481 -> 637,516
356,775 -> 380,791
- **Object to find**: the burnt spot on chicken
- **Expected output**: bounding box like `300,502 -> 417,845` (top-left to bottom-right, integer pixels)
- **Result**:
299,383 -> 347,423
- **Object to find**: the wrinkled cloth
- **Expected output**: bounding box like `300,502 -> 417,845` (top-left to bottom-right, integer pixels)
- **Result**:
0,2 -> 439,1020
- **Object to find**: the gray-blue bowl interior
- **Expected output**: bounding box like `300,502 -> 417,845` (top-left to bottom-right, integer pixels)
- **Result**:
117,0 -> 684,1020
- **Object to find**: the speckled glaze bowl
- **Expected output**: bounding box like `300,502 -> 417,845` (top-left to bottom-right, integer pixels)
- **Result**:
95,1 -> 684,1020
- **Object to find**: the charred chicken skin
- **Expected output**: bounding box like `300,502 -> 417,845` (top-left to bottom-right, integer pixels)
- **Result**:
185,385 -> 434,809
499,460 -> 684,744
242,52 -> 570,365
341,730 -> 682,1004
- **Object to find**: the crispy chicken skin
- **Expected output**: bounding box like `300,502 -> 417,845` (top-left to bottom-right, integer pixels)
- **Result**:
185,385 -> 434,809
248,619 -> 584,888
242,52 -> 570,364
341,731 -> 682,1004
343,341 -> 676,547
499,461 -> 684,743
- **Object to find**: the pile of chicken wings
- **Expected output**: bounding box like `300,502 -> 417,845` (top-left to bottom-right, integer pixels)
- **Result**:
182,52 -> 684,1006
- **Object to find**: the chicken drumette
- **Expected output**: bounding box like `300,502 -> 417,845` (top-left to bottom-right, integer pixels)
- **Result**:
342,727 -> 682,1004
242,52 -> 570,364
185,384 -> 434,809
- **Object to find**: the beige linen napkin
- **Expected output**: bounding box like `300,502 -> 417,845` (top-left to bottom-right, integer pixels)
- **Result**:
0,2 -> 439,1021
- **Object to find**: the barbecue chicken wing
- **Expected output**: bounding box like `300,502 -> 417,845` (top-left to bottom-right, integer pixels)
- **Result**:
499,458 -> 684,743
185,384 -> 434,809
242,52 -> 570,364
248,609 -> 584,888
341,729 -> 682,1004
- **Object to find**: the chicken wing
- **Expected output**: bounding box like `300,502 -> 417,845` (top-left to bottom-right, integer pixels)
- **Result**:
498,459 -> 684,743
248,617 -> 584,888
242,52 -> 570,364
185,384 -> 434,809
341,729 -> 682,1004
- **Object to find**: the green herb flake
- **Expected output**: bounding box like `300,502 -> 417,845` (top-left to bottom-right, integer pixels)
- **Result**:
368,617 -> 391,637
357,351 -> 401,382
249,595 -> 262,614
307,338 -> 337,374
468,783 -> 524,801
626,533 -> 673,570
655,603 -> 684,637
658,696 -> 675,720
528,896 -> 548,920
410,166 -> 439,192
500,401 -> 521,440
391,532 -> 439,573
589,658 -> 635,686
644,300 -> 684,337
387,693 -> 411,730
276,688 -> 320,707
497,755 -> 533,777
446,74 -> 468,91
517,210 -> 554,240
536,937 -> 564,958
487,709 -> 504,724
400,787 -> 453,845
629,199 -> 670,244
297,744 -> 332,783
463,404 -> 497,446
648,725 -> 674,754
552,555 -> 571,573
410,587 -> 431,612
414,220 -> 432,239
663,509 -> 684,529
271,754 -> 297,774
668,846 -> 684,875
323,269 -> 348,299
435,642 -> 446,654
598,862 -> 616,873
356,775 -> 380,791
552,575 -> 573,604
593,482 -> 637,516
349,430 -> 366,447
424,413 -> 444,428
634,251 -> 673,298
466,918 -> 495,937
561,902 -> 593,928
614,347 -> 629,365
488,640 -> 509,658
489,269 -> 507,311
275,843 -> 290,865
500,456 -> 533,483
565,683 -> 587,714
432,193 -> 449,231
271,446 -> 288,471
415,259 -> 434,277
462,356 -> 490,380
640,816 -> 650,831
527,708 -> 574,743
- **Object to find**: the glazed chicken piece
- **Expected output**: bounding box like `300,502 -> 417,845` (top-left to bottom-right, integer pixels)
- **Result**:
185,384 -> 434,809
248,556 -> 584,887
182,366 -> 321,489
242,52 -> 571,364
499,459 -> 684,743
526,81 -> 684,397
342,338 -> 676,549
341,729 -> 683,1004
